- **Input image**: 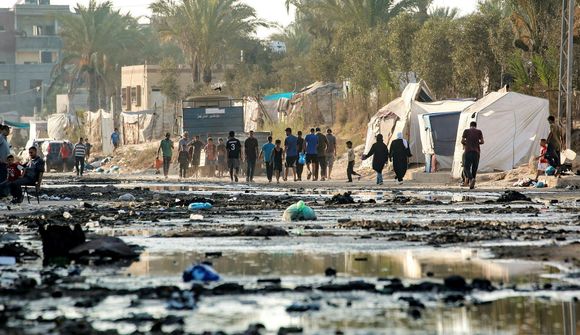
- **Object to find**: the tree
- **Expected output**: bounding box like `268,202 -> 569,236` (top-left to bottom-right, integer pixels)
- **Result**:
387,13 -> 421,84
151,0 -> 266,86
56,0 -> 142,112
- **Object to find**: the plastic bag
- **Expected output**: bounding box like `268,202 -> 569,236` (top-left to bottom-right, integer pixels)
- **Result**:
298,152 -> 306,165
155,158 -> 162,170
183,263 -> 220,282
188,202 -> 213,211
545,166 -> 556,176
283,200 -> 317,221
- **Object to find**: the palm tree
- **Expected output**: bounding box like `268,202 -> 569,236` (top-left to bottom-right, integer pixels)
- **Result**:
56,0 -> 142,112
151,0 -> 266,86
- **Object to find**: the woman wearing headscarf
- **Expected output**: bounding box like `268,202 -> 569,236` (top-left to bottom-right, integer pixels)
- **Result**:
390,132 -> 410,184
362,134 -> 389,185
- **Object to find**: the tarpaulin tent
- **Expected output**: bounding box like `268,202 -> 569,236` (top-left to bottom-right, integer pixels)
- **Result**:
244,97 -> 283,132
121,110 -> 162,144
287,82 -> 342,125
363,81 -> 433,167
85,110 -> 114,155
2,120 -> 29,129
416,100 -> 476,169
451,92 -> 549,178
47,113 -> 71,140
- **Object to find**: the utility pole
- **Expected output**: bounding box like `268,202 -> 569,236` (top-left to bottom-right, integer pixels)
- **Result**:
557,0 -> 575,150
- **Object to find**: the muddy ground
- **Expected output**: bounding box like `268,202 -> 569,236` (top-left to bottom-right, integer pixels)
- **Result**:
0,174 -> 579,335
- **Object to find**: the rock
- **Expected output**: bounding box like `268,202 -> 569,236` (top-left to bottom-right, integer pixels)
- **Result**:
317,281 -> 375,292
286,302 -> 320,312
278,327 -> 303,335
238,225 -> 289,237
444,275 -> 468,291
0,243 -> 39,262
496,191 -> 531,203
326,192 -> 355,205
118,193 -> 136,201
69,237 -> 138,259
471,278 -> 495,291
324,267 -> 337,277
212,283 -> 245,295
39,224 -> 86,261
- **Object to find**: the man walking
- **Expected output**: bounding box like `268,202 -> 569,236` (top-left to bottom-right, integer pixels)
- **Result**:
157,132 -> 174,179
226,131 -> 242,182
316,127 -> 328,181
178,132 -> 190,179
259,136 -> 275,183
73,137 -> 87,177
305,128 -> 318,180
84,138 -> 92,161
296,131 -> 305,181
190,135 -> 204,178
461,121 -> 484,189
0,125 -> 10,184
244,130 -> 259,182
111,128 -> 120,151
325,128 -> 337,180
283,128 -> 298,181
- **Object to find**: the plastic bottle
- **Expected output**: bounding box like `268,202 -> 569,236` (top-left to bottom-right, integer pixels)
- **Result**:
188,202 -> 213,211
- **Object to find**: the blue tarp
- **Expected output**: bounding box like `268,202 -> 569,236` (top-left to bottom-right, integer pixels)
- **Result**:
263,92 -> 294,101
3,120 -> 30,129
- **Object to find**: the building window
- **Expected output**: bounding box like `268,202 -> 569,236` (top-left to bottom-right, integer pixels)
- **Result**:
131,87 -> 137,104
136,85 -> 142,107
45,25 -> 55,36
30,80 -> 42,90
33,25 -> 43,36
0,80 -> 10,95
40,51 -> 52,64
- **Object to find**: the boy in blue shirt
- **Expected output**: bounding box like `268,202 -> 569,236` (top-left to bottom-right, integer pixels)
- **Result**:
259,136 -> 275,183
284,128 -> 298,181
304,128 -> 318,180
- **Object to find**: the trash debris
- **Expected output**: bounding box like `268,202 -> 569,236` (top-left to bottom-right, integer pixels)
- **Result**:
118,193 -> 136,201
286,302 -> 320,312
39,224 -> 86,260
496,191 -> 531,203
63,211 -> 72,219
189,214 -> 204,221
325,267 -> 337,277
535,181 -> 546,188
69,237 -> 139,259
545,166 -> 556,176
182,263 -> 220,282
282,201 -> 317,221
326,192 -> 355,205
188,202 -> 213,211
0,256 -> 16,266
167,291 -> 196,310
85,221 -> 100,228
444,275 -> 467,291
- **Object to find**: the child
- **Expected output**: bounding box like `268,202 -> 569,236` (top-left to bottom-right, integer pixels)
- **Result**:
535,139 -> 549,181
7,155 -> 21,182
270,139 -> 284,184
346,141 -> 361,182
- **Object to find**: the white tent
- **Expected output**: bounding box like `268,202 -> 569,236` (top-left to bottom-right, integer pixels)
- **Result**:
85,110 -> 114,155
363,81 -> 433,166
451,92 -> 549,178
417,100 -> 475,169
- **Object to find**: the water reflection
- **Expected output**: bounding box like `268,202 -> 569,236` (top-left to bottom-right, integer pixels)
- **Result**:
126,249 -> 557,284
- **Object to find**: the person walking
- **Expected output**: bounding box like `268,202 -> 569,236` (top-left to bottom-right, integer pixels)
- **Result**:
390,132 -> 410,184
189,135 -> 204,178
316,128 -> 328,181
325,128 -> 337,180
178,132 -> 190,179
346,141 -> 361,182
84,138 -> 92,161
283,128 -> 298,182
157,132 -> 174,179
205,138 -> 217,178
226,131 -> 242,182
244,130 -> 259,182
546,116 -> 564,169
362,134 -> 389,185
305,128 -> 318,180
259,136 -> 275,183
73,137 -> 87,177
217,138 -> 227,178
296,131 -> 305,181
461,121 -> 484,189
111,128 -> 120,151
59,142 -> 71,172
0,125 -> 10,184
271,139 -> 284,184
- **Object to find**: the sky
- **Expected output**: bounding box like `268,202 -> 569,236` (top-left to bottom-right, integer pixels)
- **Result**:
10,0 -> 480,37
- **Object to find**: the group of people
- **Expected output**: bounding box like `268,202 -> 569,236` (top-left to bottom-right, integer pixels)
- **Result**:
362,132 -> 412,185
0,125 -> 45,204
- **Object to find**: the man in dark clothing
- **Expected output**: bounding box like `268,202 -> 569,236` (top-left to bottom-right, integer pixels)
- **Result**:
226,131 -> 242,182
296,131 -> 305,181
461,121 -> 484,189
244,131 -> 259,182
73,137 -> 87,177
315,127 -> 328,181
284,128 -> 298,182
189,135 -> 205,178
9,146 -> 44,204
305,128 -> 318,180
157,133 -> 174,178
362,134 -> 389,185
546,116 -> 564,169
0,125 -> 11,184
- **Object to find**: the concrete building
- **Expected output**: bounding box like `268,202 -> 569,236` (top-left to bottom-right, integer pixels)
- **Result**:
0,0 -> 70,116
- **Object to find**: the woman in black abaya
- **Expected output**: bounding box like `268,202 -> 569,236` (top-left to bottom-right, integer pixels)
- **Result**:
390,132 -> 410,184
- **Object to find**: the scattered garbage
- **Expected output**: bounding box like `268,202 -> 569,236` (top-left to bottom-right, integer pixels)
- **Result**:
110,166 -> 120,173
286,302 -> 320,312
189,214 -> 204,221
118,193 -> 136,201
283,201 -> 317,221
535,181 -> 546,188
545,166 -> 556,176
69,237 -> 138,259
167,291 -> 196,310
324,267 -> 337,277
182,263 -> 220,282
0,256 -> 16,266
496,191 -> 531,203
188,202 -> 213,211
39,224 -> 86,260
326,192 -> 355,205
63,211 -> 72,219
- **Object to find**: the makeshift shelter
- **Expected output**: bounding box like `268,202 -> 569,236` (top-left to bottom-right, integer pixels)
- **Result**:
451,92 -> 549,178
287,82 -> 342,124
85,110 -> 114,155
244,96 -> 289,132
120,110 -> 162,144
47,113 -> 72,140
417,100 -> 476,170
363,82 -> 433,166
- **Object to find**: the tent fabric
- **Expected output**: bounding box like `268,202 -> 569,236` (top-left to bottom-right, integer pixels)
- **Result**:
287,82 -> 342,124
451,92 -> 550,178
47,113 -> 71,140
264,92 -> 294,101
121,110 -> 162,144
3,120 -> 29,129
84,110 -> 114,154
429,112 -> 461,156
244,97 -> 280,132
